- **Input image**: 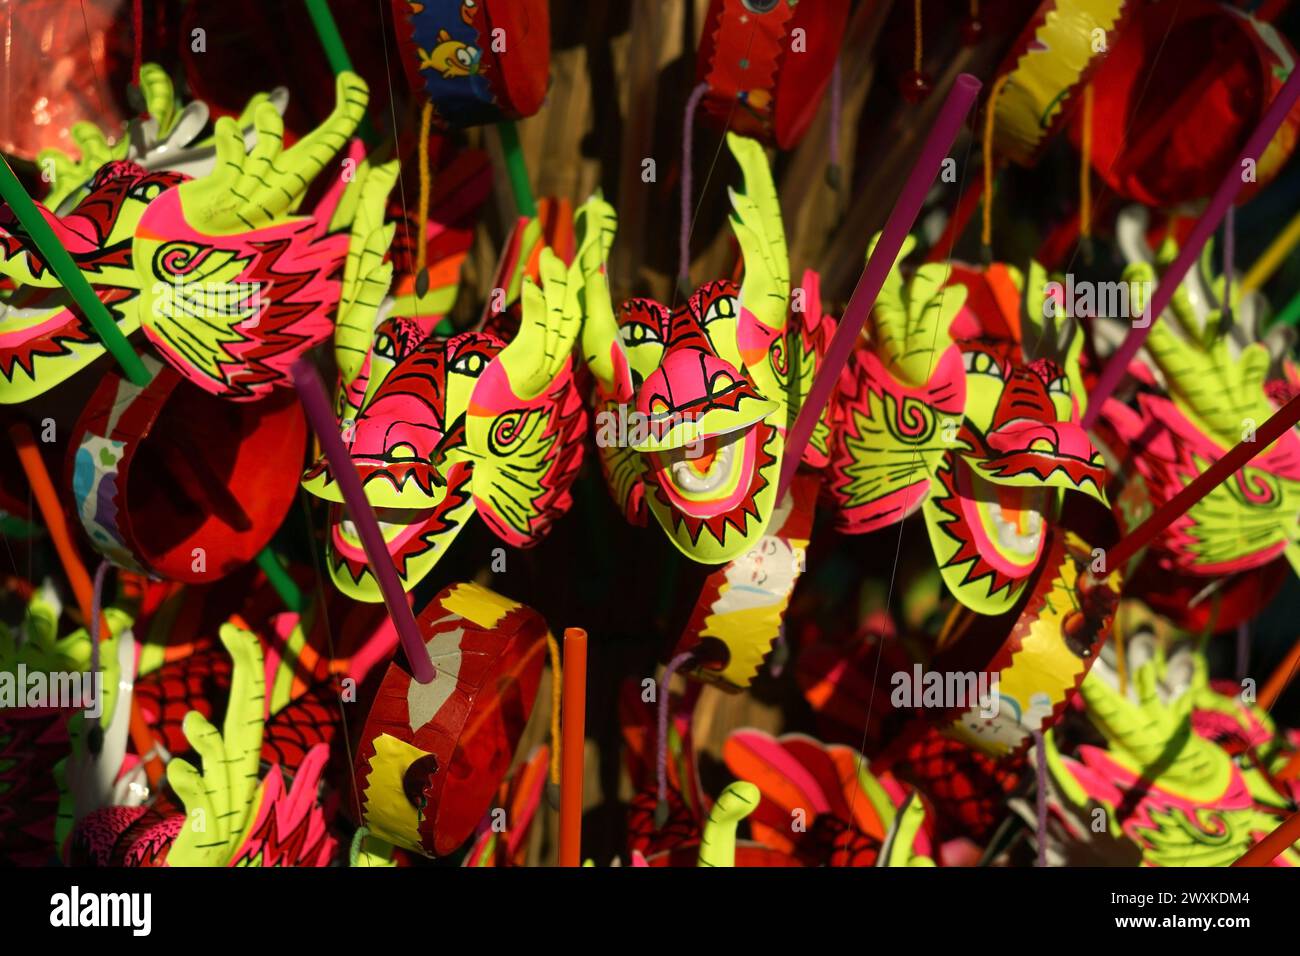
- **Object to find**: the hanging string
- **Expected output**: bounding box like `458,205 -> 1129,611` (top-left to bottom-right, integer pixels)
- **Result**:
1034,730 -> 1048,867
1113,607 -> 1128,698
132,0 -> 144,86
1224,204 -> 1235,325
546,630 -> 563,788
826,58 -> 843,191
913,0 -> 924,75
414,100 -> 434,296
679,83 -> 709,291
1236,619 -> 1250,684
981,73 -> 1012,253
1079,83 -> 1094,247
90,560 -> 109,680
655,651 -> 695,826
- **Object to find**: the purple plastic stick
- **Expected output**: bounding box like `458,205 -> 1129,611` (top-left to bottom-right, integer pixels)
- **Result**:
291,357 -> 434,684
1082,66 -> 1300,429
778,73 -> 982,498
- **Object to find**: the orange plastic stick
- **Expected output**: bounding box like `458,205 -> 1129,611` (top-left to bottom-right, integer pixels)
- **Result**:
1232,808 -> 1300,866
558,627 -> 587,867
9,423 -> 163,786
10,423 -> 96,627
1259,635 -> 1300,712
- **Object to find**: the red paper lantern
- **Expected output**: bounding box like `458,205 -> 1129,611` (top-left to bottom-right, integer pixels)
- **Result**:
1075,0 -> 1300,207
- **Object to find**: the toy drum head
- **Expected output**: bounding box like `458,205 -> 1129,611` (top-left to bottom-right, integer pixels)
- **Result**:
695,0 -> 850,149
932,530 -> 1121,759
674,472 -> 817,689
991,0 -> 1133,168
68,357 -> 307,580
354,583 -> 548,857
394,0 -> 551,128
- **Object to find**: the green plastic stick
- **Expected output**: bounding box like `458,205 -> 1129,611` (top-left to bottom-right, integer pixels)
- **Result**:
497,121 -> 537,218
3,158 -> 305,615
255,546 -> 304,613
0,157 -> 151,386
305,0 -> 355,74
1273,285 -> 1300,327
304,0 -> 378,144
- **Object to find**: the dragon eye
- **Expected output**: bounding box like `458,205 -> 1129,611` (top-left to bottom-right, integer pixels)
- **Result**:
963,351 -> 1004,378
376,334 -> 395,358
1048,376 -> 1070,394
705,295 -> 737,323
621,323 -> 659,346
708,371 -> 736,396
452,351 -> 487,376
649,397 -> 671,419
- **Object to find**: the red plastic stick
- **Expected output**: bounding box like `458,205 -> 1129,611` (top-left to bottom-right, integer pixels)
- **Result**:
1083,67 -> 1300,428
558,627 -> 587,867
1104,394 -> 1300,572
780,73 -> 982,497
290,358 -> 433,684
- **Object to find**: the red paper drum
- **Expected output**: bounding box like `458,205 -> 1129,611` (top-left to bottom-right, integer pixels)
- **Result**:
353,582 -> 548,858
1074,0 -> 1300,208
929,530 -> 1121,760
695,0 -> 850,150
66,358 -> 307,581
990,0 -> 1133,168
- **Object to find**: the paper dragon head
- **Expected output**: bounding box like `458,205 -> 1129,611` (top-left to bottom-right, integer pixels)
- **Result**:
923,260 -> 1109,614
301,214 -> 587,601
583,133 -> 797,564
0,71 -> 369,404
1095,215 -> 1300,581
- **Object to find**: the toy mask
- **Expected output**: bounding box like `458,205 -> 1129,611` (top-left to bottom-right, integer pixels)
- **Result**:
826,233 -> 967,535
301,243 -> 586,601
0,161 -> 186,404
583,134 -> 793,564
1096,226 -> 1300,578
0,72 -> 370,405
923,262 -> 1108,614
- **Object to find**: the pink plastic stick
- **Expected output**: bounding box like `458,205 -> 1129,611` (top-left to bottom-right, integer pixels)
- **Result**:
778,73 -> 982,498
291,357 -> 434,684
1082,66 -> 1300,429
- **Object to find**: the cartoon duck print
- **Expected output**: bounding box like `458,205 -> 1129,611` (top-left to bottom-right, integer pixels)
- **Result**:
418,30 -> 481,79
